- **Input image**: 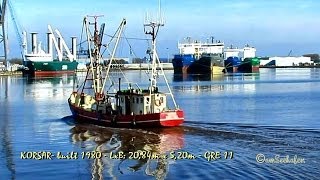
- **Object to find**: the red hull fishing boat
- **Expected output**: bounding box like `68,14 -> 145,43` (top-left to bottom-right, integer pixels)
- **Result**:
68,15 -> 184,128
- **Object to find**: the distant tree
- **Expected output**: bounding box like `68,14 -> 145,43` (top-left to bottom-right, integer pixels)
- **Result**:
132,58 -> 144,63
0,58 -> 23,65
0,59 -> 5,65
303,54 -> 320,63
10,58 -> 23,65
114,59 -> 128,64
105,58 -> 128,65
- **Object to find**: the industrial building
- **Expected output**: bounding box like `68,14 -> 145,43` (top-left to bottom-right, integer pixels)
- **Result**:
260,56 -> 313,67
0,62 -> 5,71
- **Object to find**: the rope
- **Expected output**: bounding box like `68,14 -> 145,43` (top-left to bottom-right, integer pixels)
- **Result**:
104,34 -> 150,41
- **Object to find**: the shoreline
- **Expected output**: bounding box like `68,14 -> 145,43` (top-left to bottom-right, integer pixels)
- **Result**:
260,65 -> 320,68
0,71 -> 22,76
2,66 -> 320,76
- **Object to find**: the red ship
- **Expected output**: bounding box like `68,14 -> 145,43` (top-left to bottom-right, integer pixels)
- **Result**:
68,15 -> 184,128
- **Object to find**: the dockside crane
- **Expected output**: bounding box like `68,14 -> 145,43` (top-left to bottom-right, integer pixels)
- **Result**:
7,0 -> 26,62
0,0 -> 8,68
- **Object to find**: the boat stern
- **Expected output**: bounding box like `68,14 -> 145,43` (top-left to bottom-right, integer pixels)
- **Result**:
160,110 -> 184,127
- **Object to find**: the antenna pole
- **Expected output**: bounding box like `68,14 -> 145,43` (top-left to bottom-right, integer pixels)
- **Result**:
143,0 -> 178,109
83,15 -> 103,95
158,0 -> 161,21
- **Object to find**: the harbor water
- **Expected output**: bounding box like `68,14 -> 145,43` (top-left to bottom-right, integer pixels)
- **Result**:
0,68 -> 320,179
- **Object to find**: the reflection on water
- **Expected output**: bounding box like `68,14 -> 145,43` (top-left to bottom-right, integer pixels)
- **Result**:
173,73 -> 225,82
172,73 -> 260,93
172,72 -> 260,82
1,68 -> 320,179
70,123 -> 184,179
0,81 -> 15,179
24,74 -> 73,86
23,75 -> 74,101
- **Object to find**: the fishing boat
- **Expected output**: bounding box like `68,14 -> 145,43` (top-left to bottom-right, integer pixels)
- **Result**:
68,15 -> 184,128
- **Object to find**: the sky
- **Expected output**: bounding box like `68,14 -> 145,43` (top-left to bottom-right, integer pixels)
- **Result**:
3,0 -> 320,59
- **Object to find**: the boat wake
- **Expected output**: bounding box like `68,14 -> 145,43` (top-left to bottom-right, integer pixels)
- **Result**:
60,115 -> 76,125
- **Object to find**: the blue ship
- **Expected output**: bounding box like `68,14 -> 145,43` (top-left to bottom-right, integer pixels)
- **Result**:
172,53 -> 225,74
172,37 -> 225,74
224,56 -> 242,73
223,44 -> 258,73
172,54 -> 195,74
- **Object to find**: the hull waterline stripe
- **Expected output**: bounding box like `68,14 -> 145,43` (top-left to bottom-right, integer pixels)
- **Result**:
77,112 -> 183,124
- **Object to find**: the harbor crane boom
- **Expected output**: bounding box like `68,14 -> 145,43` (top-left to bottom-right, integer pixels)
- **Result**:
8,0 -> 26,62
0,0 -> 8,67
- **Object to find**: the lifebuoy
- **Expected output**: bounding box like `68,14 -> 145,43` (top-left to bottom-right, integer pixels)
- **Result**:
155,99 -> 161,106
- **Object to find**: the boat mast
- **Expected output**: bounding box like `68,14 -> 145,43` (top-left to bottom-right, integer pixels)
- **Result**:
144,0 -> 164,93
144,0 -> 178,109
144,20 -> 162,93
83,15 -> 104,99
